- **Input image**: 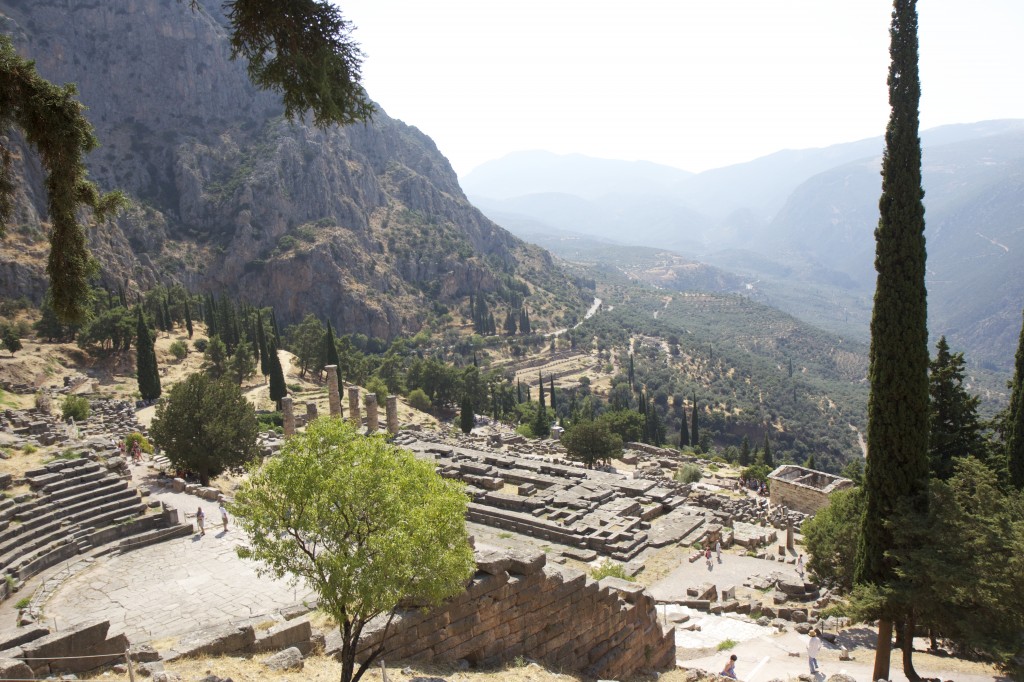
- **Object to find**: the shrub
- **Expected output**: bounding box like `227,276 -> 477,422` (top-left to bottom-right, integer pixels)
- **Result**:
591,560 -> 634,582
15,597 -> 30,609
61,395 -> 90,422
125,432 -> 154,454
675,463 -> 703,484
169,340 -> 188,360
406,388 -> 431,412
257,411 -> 283,429
192,338 -> 208,352
717,639 -> 738,651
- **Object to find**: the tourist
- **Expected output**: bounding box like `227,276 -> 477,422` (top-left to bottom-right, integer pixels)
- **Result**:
219,504 -> 229,532
715,539 -> 722,563
196,506 -> 205,536
808,629 -> 822,675
721,654 -> 738,679
797,554 -> 805,578
705,546 -> 712,570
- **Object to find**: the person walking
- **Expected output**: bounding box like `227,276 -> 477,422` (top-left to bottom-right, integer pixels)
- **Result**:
721,654 -> 738,679
705,546 -> 712,570
196,506 -> 205,536
715,539 -> 722,563
808,629 -> 822,675
219,504 -> 229,532
797,554 -> 805,578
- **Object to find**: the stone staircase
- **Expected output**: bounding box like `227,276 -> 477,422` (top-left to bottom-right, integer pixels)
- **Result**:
0,457 -> 182,584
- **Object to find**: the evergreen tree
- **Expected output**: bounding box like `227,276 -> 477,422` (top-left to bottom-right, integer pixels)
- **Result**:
459,395 -> 474,434
805,453 -> 816,470
203,335 -> 229,379
2,327 -> 22,356
519,308 -> 531,335
628,354 -> 635,390
516,380 -> 523,404
268,340 -> 287,409
206,295 -> 218,338
538,373 -> 545,409
690,393 -> 699,449
504,310 -> 517,336
229,341 -> 257,385
162,298 -> 173,331
739,436 -> 751,466
256,311 -> 270,379
1008,309 -> 1024,489
855,2 -> 931,678
135,308 -> 161,400
762,433 -> 773,468
270,309 -> 282,348
549,375 -> 556,412
679,405 -> 690,448
928,337 -> 985,480
325,320 -> 340,374
184,297 -> 194,339
531,401 -> 550,439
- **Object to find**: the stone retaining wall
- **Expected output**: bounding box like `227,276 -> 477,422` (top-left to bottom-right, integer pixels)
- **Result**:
355,549 -> 675,679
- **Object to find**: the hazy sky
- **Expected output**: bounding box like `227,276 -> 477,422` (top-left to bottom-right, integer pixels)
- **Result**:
342,1 -> 1024,177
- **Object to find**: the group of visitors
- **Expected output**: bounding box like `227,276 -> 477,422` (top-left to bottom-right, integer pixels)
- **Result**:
116,439 -> 144,464
738,477 -> 769,496
193,504 -> 229,536
719,630 -> 823,679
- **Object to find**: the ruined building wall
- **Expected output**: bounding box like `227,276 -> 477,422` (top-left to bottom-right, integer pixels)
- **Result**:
358,549 -> 675,679
768,465 -> 853,515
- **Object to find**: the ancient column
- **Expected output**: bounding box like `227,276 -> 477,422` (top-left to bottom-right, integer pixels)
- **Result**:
365,394 -> 378,433
386,395 -> 399,435
348,386 -> 360,425
282,396 -> 295,436
306,402 -> 318,422
786,522 -> 795,552
326,365 -> 341,417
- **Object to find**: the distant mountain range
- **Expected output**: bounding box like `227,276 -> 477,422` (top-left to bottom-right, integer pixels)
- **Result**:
463,122 -> 1024,372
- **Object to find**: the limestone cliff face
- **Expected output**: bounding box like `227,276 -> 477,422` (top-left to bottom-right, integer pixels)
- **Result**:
0,0 -> 582,334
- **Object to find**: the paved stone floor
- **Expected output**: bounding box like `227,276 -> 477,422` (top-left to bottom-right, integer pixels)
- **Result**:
37,463 -> 315,643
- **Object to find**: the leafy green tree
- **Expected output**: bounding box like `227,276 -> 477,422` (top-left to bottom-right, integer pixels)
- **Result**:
459,395 -> 474,434
597,409 -> 644,443
203,335 -> 229,380
61,394 -> 90,422
802,487 -> 864,592
136,308 -> 161,400
150,373 -> 258,486
229,341 -> 257,385
78,306 -> 135,354
855,2 -> 931,678
2,326 -> 21,355
562,420 -> 622,469
928,337 -> 985,479
230,418 -> 475,682
286,313 -> 325,378
1008,309 -> 1024,489
406,388 -> 431,412
268,341 -> 287,409
0,36 -> 126,324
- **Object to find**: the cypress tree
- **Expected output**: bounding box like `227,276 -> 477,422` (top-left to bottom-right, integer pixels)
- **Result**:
136,308 -> 161,400
928,336 -> 984,480
679,405 -> 690,448
460,395 -> 475,434
854,2 -> 931,679
162,298 -> 173,331
270,309 -> 282,348
268,340 -> 287,410
1008,309 -> 1024,489
184,297 -> 194,339
517,380 -> 523,404
690,393 -> 699,449
256,311 -> 270,379
325,320 -> 340,372
739,436 -> 751,466
538,373 -> 545,409
549,375 -> 556,411
762,433 -> 773,468
628,354 -> 635,390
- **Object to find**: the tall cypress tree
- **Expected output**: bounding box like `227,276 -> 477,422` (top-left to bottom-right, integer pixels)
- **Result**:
549,375 -> 556,412
256,311 -> 270,379
679,405 -> 690,448
762,433 -> 773,468
268,340 -> 287,410
690,393 -> 699,449
538,373 -> 545,409
854,2 -> 930,678
184,297 -> 193,339
136,308 -> 161,400
1007,309 -> 1024,489
325,320 -> 340,373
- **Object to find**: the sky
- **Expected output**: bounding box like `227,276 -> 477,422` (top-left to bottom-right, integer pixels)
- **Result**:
341,1 -> 1024,177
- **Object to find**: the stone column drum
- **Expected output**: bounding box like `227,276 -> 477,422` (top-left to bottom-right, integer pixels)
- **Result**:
306,402 -> 318,422
348,386 -> 360,425
326,365 -> 341,417
365,394 -> 378,433
282,396 -> 296,436
386,395 -> 398,435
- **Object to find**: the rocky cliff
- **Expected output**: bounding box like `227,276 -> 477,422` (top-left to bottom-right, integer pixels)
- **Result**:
0,0 -> 585,335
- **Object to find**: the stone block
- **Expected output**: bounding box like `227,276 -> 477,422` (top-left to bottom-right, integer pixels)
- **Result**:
507,549 -> 546,575
253,617 -> 312,653
696,583 -> 717,601
0,658 -> 33,680
720,585 -> 736,601
474,549 -> 512,576
169,622 -> 255,659
263,646 -> 304,671
0,625 -> 49,651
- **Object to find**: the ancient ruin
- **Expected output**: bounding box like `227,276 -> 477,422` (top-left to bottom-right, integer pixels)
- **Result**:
768,465 -> 854,515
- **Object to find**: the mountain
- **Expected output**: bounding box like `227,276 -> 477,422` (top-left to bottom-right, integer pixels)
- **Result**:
0,0 -> 585,336
463,124 -> 1024,373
